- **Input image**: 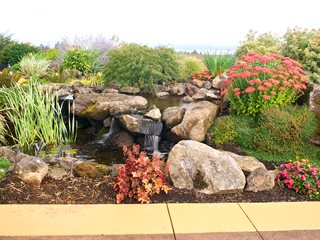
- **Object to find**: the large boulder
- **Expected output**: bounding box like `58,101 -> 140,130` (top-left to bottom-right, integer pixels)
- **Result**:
117,114 -> 163,136
171,101 -> 219,141
103,130 -> 134,149
73,93 -> 148,121
167,140 -> 246,194
15,156 -> 48,185
162,106 -> 186,129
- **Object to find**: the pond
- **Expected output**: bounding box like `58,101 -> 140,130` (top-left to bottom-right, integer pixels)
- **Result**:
39,95 -> 183,165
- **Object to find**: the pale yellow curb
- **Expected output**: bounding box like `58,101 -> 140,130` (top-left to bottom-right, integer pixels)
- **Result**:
167,203 -> 256,234
0,204 -> 173,236
239,202 -> 320,232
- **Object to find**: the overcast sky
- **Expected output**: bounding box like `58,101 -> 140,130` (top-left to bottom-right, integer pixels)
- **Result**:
1,0 -> 319,51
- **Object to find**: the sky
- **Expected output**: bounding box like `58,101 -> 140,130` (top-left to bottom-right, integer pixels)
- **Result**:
1,0 -> 319,52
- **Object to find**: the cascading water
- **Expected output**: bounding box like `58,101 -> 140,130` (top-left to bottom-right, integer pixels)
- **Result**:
142,120 -> 162,154
100,118 -> 119,145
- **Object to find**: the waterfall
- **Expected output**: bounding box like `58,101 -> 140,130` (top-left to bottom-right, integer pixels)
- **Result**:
100,118 -> 119,145
144,135 -> 160,153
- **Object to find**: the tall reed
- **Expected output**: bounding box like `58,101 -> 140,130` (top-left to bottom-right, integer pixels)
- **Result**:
0,81 -> 77,151
203,52 -> 235,77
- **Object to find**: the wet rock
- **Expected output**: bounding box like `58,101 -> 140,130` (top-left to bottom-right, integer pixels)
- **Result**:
181,95 -> 194,103
162,106 -> 186,129
245,167 -> 275,192
171,101 -> 219,142
145,108 -> 162,120
56,88 -> 72,98
103,117 -> 113,127
167,83 -> 186,96
167,140 -> 246,194
74,162 -> 110,178
16,156 -> 48,185
156,91 -> 170,97
104,130 -> 134,149
190,79 -> 205,88
73,93 -> 148,121
192,88 -> 209,100
48,166 -> 68,180
186,83 -> 199,96
117,114 -> 163,135
119,86 -> 140,94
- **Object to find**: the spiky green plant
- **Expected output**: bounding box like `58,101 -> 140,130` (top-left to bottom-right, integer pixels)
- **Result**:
0,81 -> 77,151
0,114 -> 7,145
202,52 -> 235,77
19,53 -> 50,78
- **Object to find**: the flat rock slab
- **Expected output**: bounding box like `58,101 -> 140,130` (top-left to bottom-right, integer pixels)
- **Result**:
73,93 -> 148,121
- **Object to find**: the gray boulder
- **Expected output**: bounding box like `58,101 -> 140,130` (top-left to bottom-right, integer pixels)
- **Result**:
245,168 -> 276,192
167,140 -> 246,194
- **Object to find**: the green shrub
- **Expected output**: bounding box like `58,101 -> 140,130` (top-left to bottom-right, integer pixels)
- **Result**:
0,68 -> 22,87
103,44 -> 179,91
62,48 -> 95,74
227,105 -> 319,162
282,28 -> 320,83
0,81 -> 77,151
0,43 -> 39,66
203,52 -> 235,77
254,105 -> 316,155
209,116 -> 238,145
19,53 -> 50,78
45,69 -> 78,83
0,157 -> 10,180
223,52 -> 308,116
235,30 -> 281,58
42,48 -> 60,61
70,73 -> 104,86
176,54 -> 203,80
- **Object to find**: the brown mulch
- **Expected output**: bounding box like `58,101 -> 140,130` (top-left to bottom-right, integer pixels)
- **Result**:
0,171 -> 311,204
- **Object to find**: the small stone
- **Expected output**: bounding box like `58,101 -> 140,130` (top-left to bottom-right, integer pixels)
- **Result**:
16,156 -> 48,186
245,167 -> 275,192
145,108 -> 162,120
119,86 -> 140,94
190,79 -> 205,88
156,91 -> 170,97
181,95 -> 194,103
192,89 -> 209,100
74,162 -> 110,178
48,166 -> 67,180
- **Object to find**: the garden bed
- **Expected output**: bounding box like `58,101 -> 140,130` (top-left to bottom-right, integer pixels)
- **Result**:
0,171 -> 311,204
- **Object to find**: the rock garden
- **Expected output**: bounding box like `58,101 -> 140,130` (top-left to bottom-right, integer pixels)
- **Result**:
0,29 -> 320,204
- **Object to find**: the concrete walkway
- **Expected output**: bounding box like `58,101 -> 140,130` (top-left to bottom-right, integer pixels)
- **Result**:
0,202 -> 319,240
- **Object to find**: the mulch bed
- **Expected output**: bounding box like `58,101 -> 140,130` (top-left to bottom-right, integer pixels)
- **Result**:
0,171 -> 312,204
0,143 -> 315,204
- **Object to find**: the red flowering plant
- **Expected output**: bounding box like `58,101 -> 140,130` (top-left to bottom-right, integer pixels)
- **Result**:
276,159 -> 320,199
191,70 -> 213,81
221,52 -> 308,115
113,144 -> 171,204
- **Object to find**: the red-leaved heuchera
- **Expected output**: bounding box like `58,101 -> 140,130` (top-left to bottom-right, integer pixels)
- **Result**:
113,144 -> 171,204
